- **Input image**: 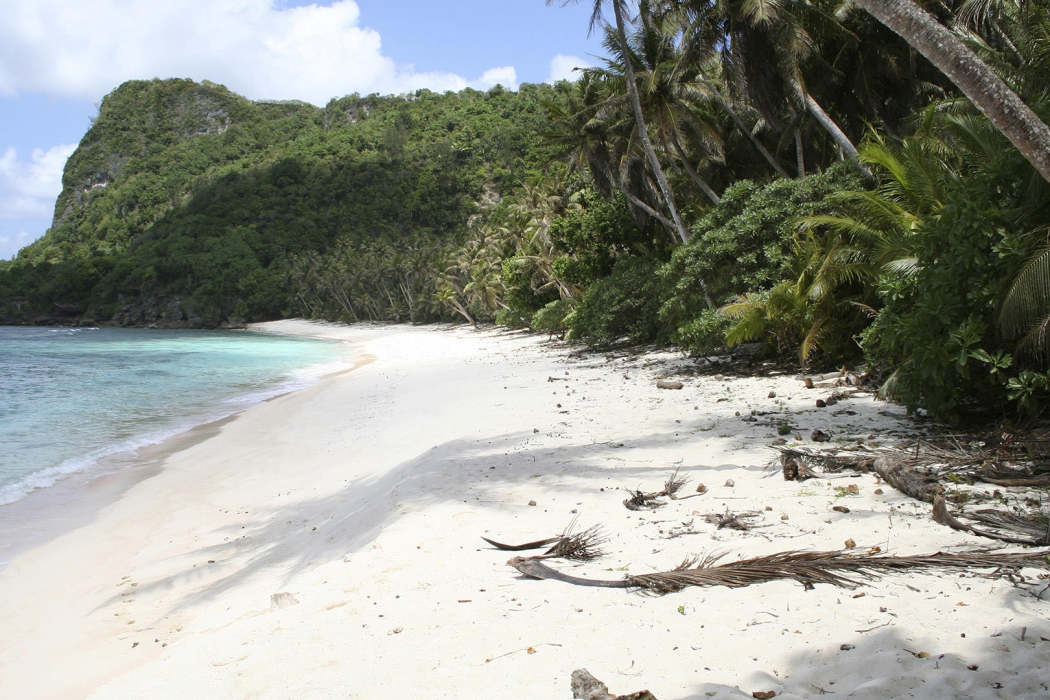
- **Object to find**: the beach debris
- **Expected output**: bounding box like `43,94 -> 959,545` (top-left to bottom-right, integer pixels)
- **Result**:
528,500 -> 538,506
833,506 -> 851,513
753,692 -> 777,700
725,479 -> 735,487
657,380 -> 684,390
776,448 -> 876,479
844,539 -> 857,549
811,429 -> 831,442
768,391 -> 777,399
270,592 -> 298,611
623,469 -> 691,510
704,510 -> 761,531
772,438 -> 787,446
506,548 -> 1050,595
816,399 -> 827,408
571,668 -> 658,700
482,517 -> 608,561
932,496 -> 1050,545
387,626 -> 403,635
696,483 -> 708,494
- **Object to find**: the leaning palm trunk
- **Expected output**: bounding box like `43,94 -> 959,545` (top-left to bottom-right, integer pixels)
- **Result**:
698,67 -> 790,178
670,132 -> 720,204
854,0 -> 1050,185
613,1 -> 691,245
802,89 -> 860,160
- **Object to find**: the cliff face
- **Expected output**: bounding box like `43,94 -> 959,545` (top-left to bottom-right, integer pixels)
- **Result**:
0,78 -> 560,327
22,79 -> 255,266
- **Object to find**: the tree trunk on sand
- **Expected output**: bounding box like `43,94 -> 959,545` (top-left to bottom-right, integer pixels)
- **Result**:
613,2 -> 692,245
874,456 -> 943,502
854,0 -> 1050,185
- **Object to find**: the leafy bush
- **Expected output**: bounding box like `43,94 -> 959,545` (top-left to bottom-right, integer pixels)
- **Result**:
570,257 -> 666,343
531,298 -> 577,336
671,308 -> 732,355
660,162 -> 868,327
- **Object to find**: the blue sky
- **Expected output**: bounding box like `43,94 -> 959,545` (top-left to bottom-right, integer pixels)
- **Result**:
0,0 -> 608,259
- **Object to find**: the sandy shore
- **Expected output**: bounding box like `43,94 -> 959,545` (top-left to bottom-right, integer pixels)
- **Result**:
0,320 -> 1047,699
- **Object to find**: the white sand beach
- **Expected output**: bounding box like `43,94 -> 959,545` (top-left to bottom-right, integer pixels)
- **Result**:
0,320 -> 1047,699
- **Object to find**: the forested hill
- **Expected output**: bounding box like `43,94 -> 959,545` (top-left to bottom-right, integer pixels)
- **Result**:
0,78 -> 563,327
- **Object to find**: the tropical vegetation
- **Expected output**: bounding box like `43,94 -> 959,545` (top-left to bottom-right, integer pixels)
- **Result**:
3,0 -> 1050,422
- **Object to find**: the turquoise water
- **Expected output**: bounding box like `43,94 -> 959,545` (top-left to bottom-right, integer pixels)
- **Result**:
0,326 -> 354,505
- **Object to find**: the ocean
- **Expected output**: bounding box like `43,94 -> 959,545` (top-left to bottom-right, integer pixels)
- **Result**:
0,326 -> 354,506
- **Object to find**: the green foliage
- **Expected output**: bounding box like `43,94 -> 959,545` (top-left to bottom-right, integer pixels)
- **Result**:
1,79 -> 567,326
861,174 -> 1028,421
661,162 -> 868,326
571,256 -> 666,343
531,298 -> 577,336
671,308 -> 732,355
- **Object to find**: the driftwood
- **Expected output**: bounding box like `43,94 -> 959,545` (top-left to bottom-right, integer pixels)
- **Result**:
656,379 -> 684,390
932,496 -> 1050,546
508,548 -> 1050,594
874,455 -> 943,502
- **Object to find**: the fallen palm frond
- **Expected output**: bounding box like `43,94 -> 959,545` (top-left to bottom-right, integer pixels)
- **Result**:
507,547 -> 1050,594
777,447 -> 876,481
624,469 -> 691,510
482,516 -> 607,561
933,496 -> 1050,546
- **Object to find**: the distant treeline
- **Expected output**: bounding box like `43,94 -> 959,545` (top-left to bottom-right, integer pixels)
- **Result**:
4,0 -> 1050,422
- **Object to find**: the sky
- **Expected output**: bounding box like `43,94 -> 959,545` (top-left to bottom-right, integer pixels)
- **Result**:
0,0 -> 608,260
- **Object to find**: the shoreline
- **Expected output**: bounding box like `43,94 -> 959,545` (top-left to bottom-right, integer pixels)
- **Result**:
0,326 -> 362,561
1,320 -> 1047,700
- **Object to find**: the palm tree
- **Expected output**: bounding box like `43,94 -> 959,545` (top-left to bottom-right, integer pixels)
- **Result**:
851,0 -> 1050,184
593,11 -> 725,204
548,0 -> 692,243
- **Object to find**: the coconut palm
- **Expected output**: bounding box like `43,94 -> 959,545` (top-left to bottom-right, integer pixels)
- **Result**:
851,0 -> 1050,184
548,0 -> 692,243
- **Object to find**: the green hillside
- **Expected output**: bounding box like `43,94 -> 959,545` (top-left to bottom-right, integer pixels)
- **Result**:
0,78 -> 562,326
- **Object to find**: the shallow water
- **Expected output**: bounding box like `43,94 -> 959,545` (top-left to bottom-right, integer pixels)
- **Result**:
0,326 -> 354,506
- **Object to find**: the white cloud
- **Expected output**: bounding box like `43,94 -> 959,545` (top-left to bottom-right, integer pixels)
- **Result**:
0,144 -> 77,220
548,54 -> 593,83
0,230 -> 32,260
0,0 -> 515,105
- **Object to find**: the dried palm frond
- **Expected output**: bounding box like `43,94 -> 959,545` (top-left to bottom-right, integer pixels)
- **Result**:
969,509 -> 1050,545
624,489 -> 665,511
664,468 -> 689,499
544,522 -> 608,561
481,516 -> 607,561
625,549 -> 1049,595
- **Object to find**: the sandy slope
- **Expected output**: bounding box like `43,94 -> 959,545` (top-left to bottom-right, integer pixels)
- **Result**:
0,320 -> 1047,700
